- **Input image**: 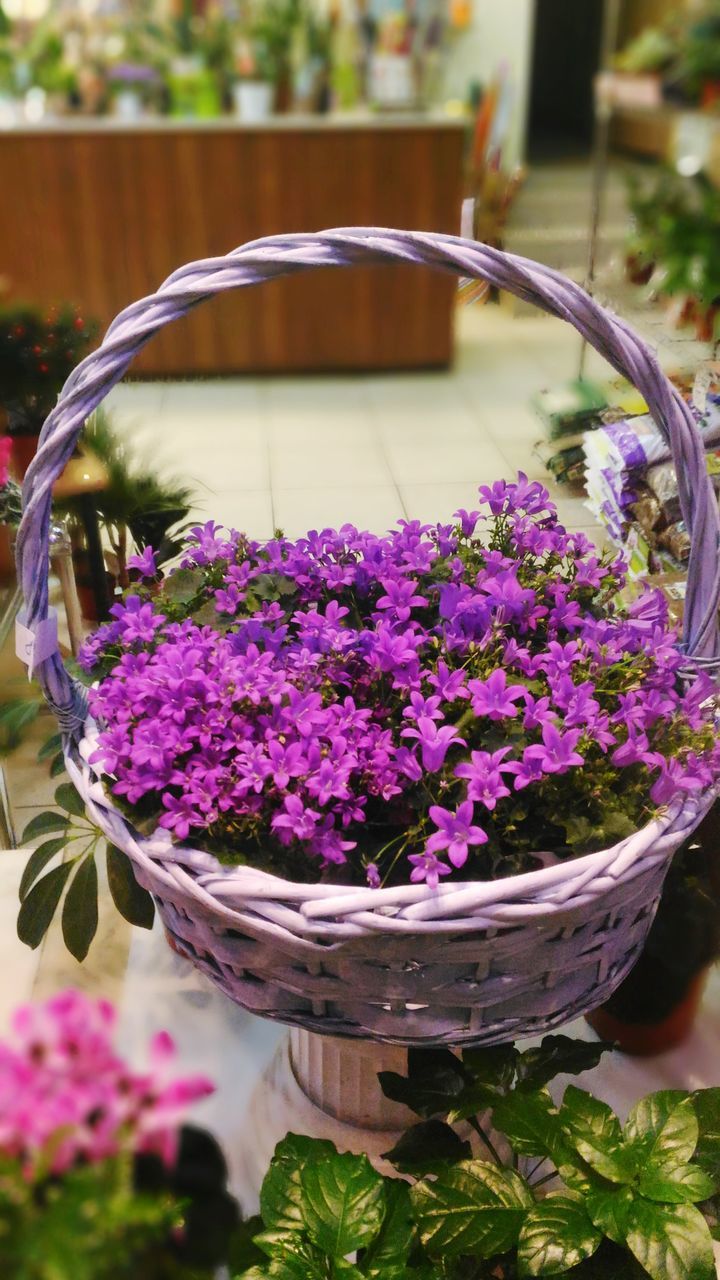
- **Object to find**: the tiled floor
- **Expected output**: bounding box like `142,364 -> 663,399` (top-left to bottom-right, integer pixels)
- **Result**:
103,305 -> 611,546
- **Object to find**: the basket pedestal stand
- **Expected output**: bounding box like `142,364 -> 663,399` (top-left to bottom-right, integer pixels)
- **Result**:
237,1029 -> 416,1212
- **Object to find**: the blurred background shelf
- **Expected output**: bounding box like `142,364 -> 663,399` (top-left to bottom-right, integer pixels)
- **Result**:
0,116 -> 465,376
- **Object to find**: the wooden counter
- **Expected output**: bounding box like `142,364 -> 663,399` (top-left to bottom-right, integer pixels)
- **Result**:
0,114 -> 465,376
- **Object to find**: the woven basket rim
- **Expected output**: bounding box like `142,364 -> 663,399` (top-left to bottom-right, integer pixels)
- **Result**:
72,717 -> 711,931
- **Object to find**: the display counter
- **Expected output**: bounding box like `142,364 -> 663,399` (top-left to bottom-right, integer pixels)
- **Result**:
0,112 -> 466,376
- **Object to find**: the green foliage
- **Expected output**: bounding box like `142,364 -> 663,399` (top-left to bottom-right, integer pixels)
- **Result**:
18,787 -> 154,959
232,1037 -> 720,1280
0,304 -> 97,432
0,1124 -> 243,1279
54,411 -> 195,586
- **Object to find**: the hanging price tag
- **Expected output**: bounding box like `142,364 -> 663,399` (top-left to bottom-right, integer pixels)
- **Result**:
15,610 -> 58,681
692,359 -> 720,415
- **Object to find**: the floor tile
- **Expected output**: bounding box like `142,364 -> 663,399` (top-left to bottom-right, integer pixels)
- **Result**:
189,490 -> 275,540
273,485 -> 405,538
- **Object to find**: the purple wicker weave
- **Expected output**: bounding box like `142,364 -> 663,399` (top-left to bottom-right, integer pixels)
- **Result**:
16,229 -> 720,1045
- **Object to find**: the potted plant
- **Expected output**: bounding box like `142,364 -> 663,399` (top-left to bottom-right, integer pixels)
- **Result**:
54,412 -> 194,621
0,305 -> 97,479
16,475 -> 720,1036
0,988 -> 247,1279
233,1034 -> 720,1280
15,230 -> 720,1054
586,799 -> 720,1056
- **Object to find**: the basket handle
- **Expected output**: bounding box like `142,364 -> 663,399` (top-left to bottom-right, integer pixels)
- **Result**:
16,228 -> 720,731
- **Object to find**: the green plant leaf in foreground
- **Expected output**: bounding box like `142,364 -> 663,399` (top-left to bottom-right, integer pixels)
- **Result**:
61,856 -> 99,962
299,1149 -> 386,1257
21,810 -> 70,843
54,782 -> 87,819
18,837 -> 66,901
17,861 -> 74,949
623,1198 -> 715,1280
259,1135 -> 336,1236
379,1048 -> 467,1119
517,1193 -> 602,1276
624,1093 -> 698,1169
106,843 -> 155,929
382,1119 -> 472,1174
411,1159 -> 533,1258
514,1036 -> 611,1093
560,1086 -> 637,1184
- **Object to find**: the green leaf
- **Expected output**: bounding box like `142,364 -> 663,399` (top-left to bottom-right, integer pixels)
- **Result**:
164,567 -> 205,603
625,1094 -> 698,1170
106,844 -> 155,929
49,753 -> 67,778
359,1180 -> 415,1271
19,837 -> 66,901
61,856 -> 98,962
586,1185 -> 635,1246
624,1199 -> 715,1280
37,732 -> 63,763
260,1136 -> 336,1235
492,1090 -> 570,1162
560,1086 -> 636,1184
410,1159 -> 533,1258
382,1120 -> 471,1174
299,1150 -> 386,1257
17,862 -> 74,948
639,1163 -> 717,1205
54,782 -> 86,819
21,810 -> 70,843
461,1044 -> 519,1092
447,1083 -> 505,1124
515,1036 -> 612,1093
378,1049 -> 466,1119
517,1193 -> 602,1276
692,1089 -> 720,1182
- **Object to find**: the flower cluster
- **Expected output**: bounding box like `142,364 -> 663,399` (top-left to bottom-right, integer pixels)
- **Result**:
0,990 -> 213,1176
80,475 -> 720,888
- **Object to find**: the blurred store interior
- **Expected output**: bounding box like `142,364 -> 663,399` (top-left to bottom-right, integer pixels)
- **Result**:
2,0 -> 720,1137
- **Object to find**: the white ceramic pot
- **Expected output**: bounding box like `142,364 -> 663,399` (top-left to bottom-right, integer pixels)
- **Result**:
233,80 -> 274,122
114,90 -> 144,121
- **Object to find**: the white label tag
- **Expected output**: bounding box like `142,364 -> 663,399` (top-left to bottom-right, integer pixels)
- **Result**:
15,611 -> 58,680
460,197 -> 475,240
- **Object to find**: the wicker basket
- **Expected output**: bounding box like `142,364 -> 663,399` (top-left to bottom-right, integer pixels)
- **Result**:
16,229 -> 720,1046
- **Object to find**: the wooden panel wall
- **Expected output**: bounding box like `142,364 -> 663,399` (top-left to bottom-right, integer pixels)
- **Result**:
0,124 -> 465,376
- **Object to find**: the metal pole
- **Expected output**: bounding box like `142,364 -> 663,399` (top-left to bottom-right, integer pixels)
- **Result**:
579,0 -> 623,380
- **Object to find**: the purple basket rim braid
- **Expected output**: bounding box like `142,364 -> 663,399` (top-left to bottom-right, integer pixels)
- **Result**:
16,227 -> 720,731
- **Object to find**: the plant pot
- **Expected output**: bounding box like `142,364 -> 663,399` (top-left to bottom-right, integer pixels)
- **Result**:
695,305 -> 719,343
232,80 -> 274,122
7,433 -> 39,481
0,523 -> 14,585
625,252 -> 654,286
113,90 -> 144,120
585,967 -> 709,1057
702,80 -> 720,110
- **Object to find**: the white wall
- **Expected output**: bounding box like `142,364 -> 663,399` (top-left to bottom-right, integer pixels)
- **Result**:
443,0 -> 536,167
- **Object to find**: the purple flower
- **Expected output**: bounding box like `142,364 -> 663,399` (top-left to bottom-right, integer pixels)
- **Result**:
468,669 -> 527,720
426,801 -> 488,869
427,660 -> 469,702
408,850 -> 451,889
271,795 -> 322,844
376,577 -> 427,623
454,508 -> 481,537
127,546 -> 158,579
454,748 -> 516,810
401,717 -> 466,772
534,723 -> 585,774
